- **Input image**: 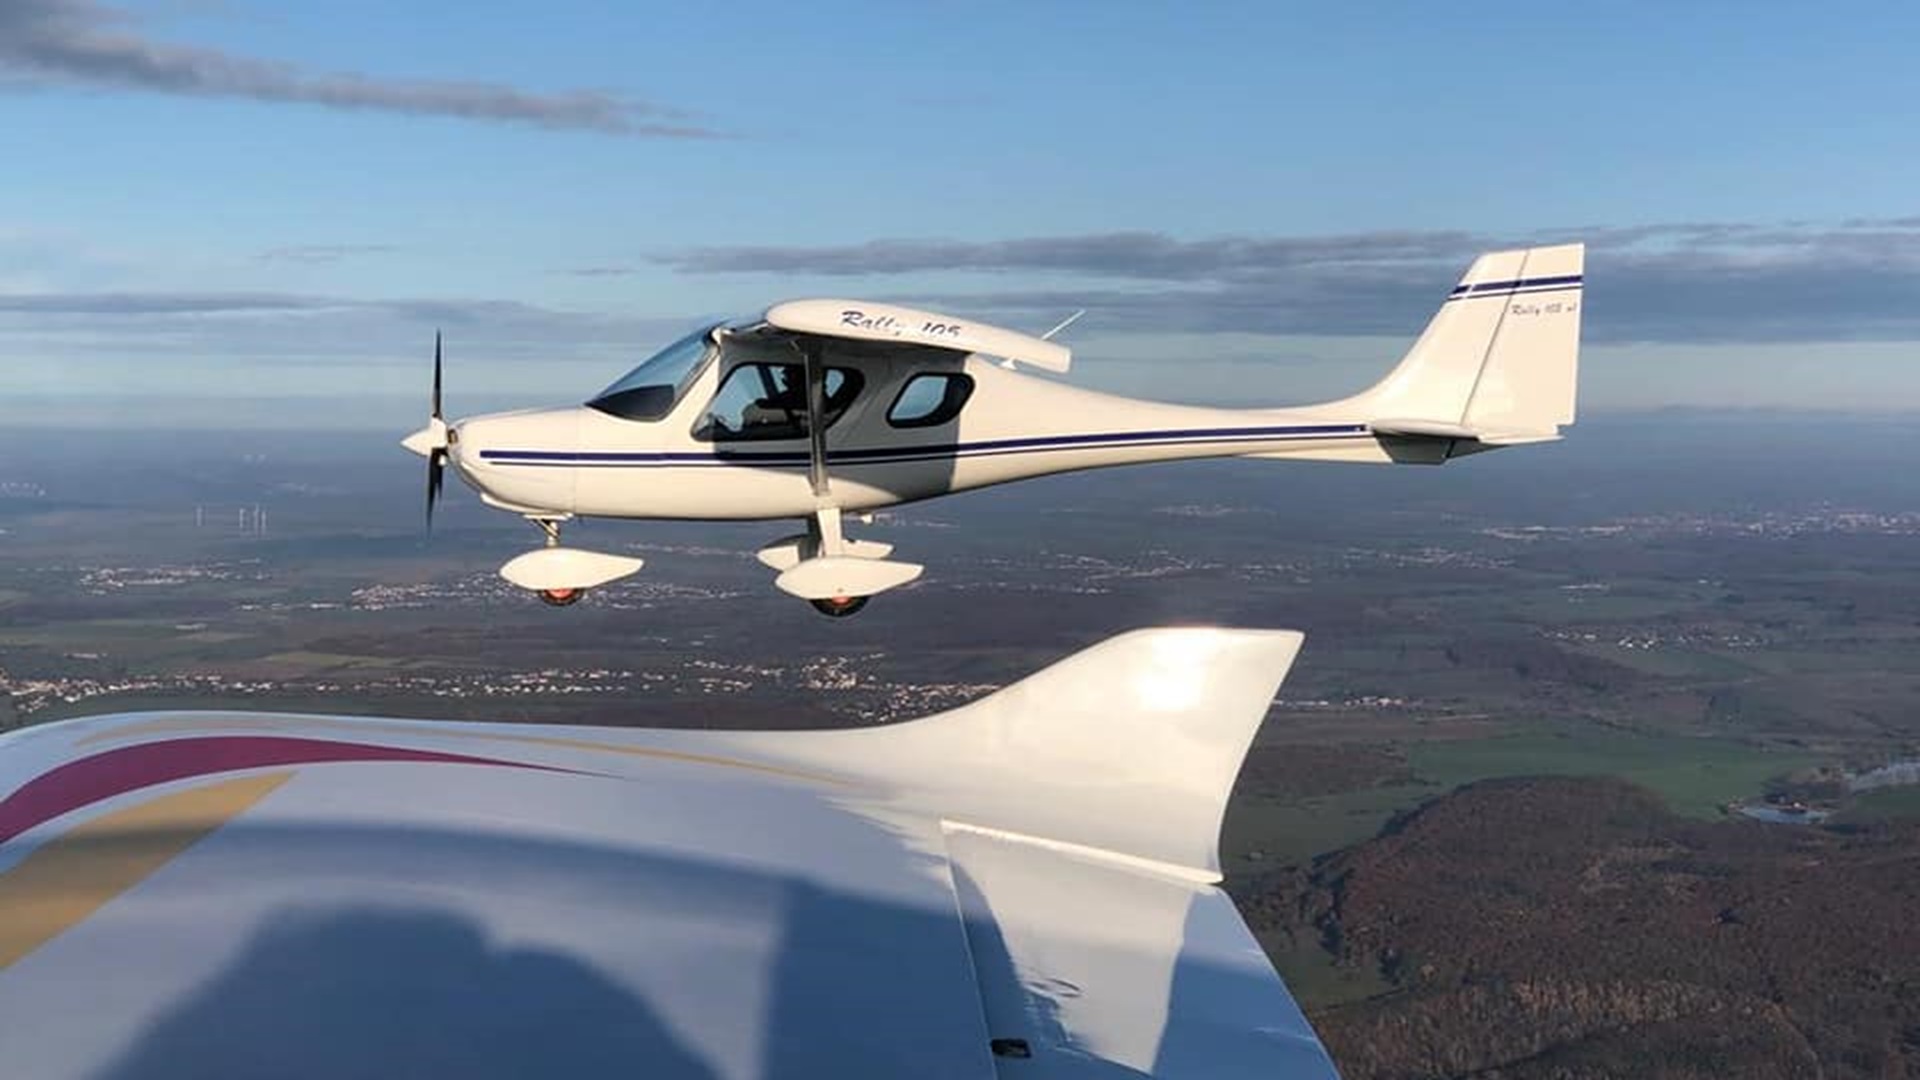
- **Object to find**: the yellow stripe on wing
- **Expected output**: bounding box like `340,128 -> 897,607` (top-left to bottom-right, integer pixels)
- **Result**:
0,771 -> 291,971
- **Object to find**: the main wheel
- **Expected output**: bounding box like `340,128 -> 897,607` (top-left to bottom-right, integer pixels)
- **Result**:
537,587 -> 586,607
809,595 -> 869,618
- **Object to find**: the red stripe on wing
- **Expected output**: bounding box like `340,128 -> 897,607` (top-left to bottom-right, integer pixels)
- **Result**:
0,736 -> 566,845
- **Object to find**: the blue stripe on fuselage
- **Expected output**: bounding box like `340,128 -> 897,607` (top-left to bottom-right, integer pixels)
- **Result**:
476,423 -> 1372,469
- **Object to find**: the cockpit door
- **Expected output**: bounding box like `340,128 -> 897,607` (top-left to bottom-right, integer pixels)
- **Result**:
693,356 -> 868,445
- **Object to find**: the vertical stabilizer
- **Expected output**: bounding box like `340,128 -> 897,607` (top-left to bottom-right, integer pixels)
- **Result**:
1348,243 -> 1584,438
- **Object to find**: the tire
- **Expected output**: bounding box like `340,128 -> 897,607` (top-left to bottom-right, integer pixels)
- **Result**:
809,596 -> 869,618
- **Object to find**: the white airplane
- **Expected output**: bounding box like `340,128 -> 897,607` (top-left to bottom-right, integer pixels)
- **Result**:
405,243 -> 1583,615
0,626 -> 1342,1079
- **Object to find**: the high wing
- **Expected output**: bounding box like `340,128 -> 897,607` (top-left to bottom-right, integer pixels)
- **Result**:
0,628 -> 1339,1079
763,298 -> 1072,372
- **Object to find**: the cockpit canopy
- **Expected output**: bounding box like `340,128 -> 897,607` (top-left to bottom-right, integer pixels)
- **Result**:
586,324 -> 722,421
588,301 -> 1066,425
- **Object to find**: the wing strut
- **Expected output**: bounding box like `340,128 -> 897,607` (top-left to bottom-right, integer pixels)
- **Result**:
800,339 -> 832,500
767,336 -> 925,612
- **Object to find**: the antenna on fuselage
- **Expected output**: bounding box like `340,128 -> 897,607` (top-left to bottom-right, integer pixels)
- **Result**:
1039,309 -> 1086,342
1002,309 -> 1086,371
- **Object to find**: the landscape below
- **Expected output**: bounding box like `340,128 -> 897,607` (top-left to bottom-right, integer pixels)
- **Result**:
1,411 -> 1915,1079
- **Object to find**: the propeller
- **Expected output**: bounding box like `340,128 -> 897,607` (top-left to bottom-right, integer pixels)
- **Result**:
400,331 -> 452,529
427,331 -> 444,528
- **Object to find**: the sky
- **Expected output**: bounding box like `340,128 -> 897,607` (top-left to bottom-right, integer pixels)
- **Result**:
3,0 -> 1920,428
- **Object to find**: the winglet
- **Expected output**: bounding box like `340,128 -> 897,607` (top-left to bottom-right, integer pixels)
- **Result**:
838,628 -> 1304,882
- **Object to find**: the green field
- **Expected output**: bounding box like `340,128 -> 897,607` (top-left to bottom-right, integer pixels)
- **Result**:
256,650 -> 415,671
1495,582 -> 1723,624
1264,931 -> 1395,1009
1225,782 -> 1440,868
1224,728 -> 1823,880
1563,642 -> 1766,679
1409,730 -> 1822,819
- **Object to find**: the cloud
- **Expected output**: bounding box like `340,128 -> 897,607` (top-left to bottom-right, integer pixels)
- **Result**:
658,229 -> 1479,279
9,216 -> 1919,398
564,265 -> 638,278
656,219 -> 1920,344
258,244 -> 396,264
0,290 -> 331,314
0,0 -> 716,136
0,288 -> 692,364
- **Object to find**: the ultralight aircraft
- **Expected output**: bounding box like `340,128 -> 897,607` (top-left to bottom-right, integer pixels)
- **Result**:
404,243 -> 1584,615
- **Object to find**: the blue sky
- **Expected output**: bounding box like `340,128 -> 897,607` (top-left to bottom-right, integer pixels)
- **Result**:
3,0 -> 1920,426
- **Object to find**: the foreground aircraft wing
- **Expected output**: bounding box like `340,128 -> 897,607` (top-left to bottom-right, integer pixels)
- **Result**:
0,628 -> 1340,1079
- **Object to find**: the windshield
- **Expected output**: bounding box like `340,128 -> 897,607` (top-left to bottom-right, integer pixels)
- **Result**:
586,325 -> 719,421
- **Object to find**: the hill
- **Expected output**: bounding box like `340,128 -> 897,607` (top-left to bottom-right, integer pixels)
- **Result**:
1243,777 -> 1920,1079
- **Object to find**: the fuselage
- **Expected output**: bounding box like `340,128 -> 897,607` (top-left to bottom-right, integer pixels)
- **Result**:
447,338 -> 1393,522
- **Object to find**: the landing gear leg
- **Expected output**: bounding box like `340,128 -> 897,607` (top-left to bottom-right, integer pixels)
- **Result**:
532,525 -> 584,605
800,509 -> 870,617
529,520 -> 572,604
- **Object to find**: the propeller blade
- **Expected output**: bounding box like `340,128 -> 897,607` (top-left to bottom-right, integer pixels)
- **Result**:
426,449 -> 444,530
425,332 -> 445,530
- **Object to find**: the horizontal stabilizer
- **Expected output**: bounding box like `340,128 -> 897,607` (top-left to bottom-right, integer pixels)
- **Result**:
1369,418 -> 1480,440
1370,418 -> 1564,445
1471,430 -> 1563,446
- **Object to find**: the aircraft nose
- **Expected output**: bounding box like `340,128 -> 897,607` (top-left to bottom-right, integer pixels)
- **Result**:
448,416 -> 492,472
450,415 -> 512,466
459,410 -> 586,461
443,409 -> 584,513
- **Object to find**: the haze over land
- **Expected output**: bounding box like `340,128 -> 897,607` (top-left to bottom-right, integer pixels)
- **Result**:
2,411 -> 1917,1076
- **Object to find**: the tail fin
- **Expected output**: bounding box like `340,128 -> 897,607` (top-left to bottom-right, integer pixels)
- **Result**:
815,628 -> 1304,882
1351,242 -> 1583,441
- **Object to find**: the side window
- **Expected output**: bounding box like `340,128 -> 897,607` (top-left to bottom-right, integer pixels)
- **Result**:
887,373 -> 974,428
696,363 -> 864,442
